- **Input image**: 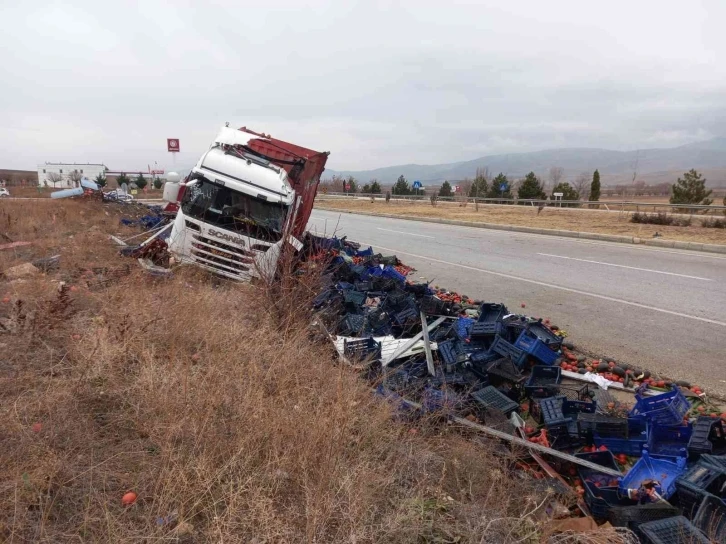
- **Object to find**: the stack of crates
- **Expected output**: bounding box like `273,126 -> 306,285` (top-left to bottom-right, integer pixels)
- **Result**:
637,516 -> 710,544
694,494 -> 726,543
688,417 -> 726,460
675,459 -> 726,519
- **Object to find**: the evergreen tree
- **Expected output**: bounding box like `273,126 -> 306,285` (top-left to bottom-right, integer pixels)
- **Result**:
134,173 -> 148,190
670,169 -> 712,205
590,169 -> 601,202
370,180 -> 382,194
153,177 -> 163,190
392,175 -> 411,195
469,171 -> 488,198
551,182 -> 580,207
93,173 -> 107,188
486,173 -> 512,199
438,180 -> 454,197
346,176 -> 358,193
517,171 -> 546,200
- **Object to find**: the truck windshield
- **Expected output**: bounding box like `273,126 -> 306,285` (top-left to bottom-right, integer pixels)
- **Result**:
181,178 -> 288,242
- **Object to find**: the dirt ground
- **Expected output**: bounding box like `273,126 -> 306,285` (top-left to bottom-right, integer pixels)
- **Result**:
316,198 -> 726,246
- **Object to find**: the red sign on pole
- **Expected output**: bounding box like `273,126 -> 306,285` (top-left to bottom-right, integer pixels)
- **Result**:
167,139 -> 180,153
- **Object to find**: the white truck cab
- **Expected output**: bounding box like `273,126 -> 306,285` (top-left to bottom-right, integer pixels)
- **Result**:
168,127 -> 301,281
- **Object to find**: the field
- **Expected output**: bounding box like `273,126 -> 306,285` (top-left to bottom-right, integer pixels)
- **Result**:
316,198 -> 726,246
0,198 -> 639,543
3,186 -> 164,199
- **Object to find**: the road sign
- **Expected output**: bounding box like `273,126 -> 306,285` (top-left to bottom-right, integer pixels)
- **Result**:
554,192 -> 563,197
167,139 -> 180,153
455,185 -> 461,193
500,183 -> 507,191
412,180 -> 422,189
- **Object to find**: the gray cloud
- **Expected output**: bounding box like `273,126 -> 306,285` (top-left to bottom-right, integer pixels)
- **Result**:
1,0 -> 725,172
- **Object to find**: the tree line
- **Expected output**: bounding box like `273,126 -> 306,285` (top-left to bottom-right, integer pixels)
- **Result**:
320,168 -> 719,207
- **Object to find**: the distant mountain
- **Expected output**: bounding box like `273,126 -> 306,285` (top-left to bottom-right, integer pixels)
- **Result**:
325,138 -> 726,186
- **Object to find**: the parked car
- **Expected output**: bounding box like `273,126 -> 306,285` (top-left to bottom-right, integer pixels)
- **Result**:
0,188 -> 10,197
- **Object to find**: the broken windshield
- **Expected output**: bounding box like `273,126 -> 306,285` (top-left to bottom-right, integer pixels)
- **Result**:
181,178 -> 288,242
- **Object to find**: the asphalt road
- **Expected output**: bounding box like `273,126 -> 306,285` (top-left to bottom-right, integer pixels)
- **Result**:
308,209 -> 726,396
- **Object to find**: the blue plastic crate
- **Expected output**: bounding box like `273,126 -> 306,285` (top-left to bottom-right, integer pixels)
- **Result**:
637,515 -> 710,544
608,502 -> 681,530
485,357 -> 524,384
488,336 -> 527,367
469,349 -> 500,366
475,303 -> 507,334
355,246 -> 374,257
702,454 -> 726,471
470,386 -> 519,417
629,386 -> 690,426
344,338 -> 382,361
526,322 -> 563,348
339,314 -> 366,336
540,396 -> 571,427
437,340 -> 462,367
420,295 -> 447,316
393,307 -> 418,328
648,423 -> 692,458
693,494 -> 726,543
688,417 -> 726,459
675,460 -> 726,519
576,451 -> 622,490
583,481 -> 632,520
514,330 -> 560,366
593,418 -> 649,456
524,365 -> 561,398
619,450 -> 687,500
470,321 -> 502,339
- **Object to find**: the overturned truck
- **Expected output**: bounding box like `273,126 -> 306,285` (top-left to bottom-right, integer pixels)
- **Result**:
166,125 -> 329,281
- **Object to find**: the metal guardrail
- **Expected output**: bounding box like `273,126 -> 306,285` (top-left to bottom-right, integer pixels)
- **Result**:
318,192 -> 726,215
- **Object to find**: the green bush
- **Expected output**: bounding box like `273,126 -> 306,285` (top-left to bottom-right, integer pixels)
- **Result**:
630,212 -> 691,227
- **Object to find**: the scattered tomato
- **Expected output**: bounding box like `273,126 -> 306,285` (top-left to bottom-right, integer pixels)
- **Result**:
1,296 -> 10,304
31,422 -> 42,433
122,492 -> 137,506
521,303 -> 526,308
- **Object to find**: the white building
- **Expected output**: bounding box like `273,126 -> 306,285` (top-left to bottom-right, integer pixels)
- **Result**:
37,163 -> 107,188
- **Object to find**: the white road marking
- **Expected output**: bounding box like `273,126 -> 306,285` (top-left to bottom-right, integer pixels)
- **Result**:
376,227 -> 435,239
367,243 -> 726,328
536,253 -> 713,281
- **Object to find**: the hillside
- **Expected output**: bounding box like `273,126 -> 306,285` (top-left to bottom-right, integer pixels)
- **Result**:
325,138 -> 726,186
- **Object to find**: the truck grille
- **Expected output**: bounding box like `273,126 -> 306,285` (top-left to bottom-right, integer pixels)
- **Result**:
188,233 -> 271,278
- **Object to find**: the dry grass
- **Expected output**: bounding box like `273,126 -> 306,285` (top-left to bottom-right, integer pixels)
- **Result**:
0,200 -> 636,543
316,198 -> 726,246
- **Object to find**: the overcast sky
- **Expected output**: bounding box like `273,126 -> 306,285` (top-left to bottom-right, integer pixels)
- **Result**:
2,1 -> 725,172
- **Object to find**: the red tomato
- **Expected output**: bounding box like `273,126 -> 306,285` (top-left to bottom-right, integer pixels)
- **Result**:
122,492 -> 137,506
